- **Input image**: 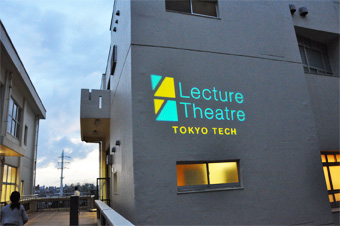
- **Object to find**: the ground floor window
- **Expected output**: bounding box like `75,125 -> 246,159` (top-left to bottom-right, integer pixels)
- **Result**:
1,165 -> 18,202
321,152 -> 340,207
176,160 -> 241,193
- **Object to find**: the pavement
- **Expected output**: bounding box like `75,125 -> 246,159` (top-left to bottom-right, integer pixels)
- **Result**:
26,210 -> 97,226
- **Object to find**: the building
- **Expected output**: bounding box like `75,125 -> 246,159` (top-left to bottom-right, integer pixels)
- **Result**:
80,0 -> 339,224
0,21 -> 46,202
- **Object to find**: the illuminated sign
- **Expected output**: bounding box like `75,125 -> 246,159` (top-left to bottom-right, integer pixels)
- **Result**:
151,75 -> 178,121
151,74 -> 246,135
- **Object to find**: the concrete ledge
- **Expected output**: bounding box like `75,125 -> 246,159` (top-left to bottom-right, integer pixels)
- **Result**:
95,200 -> 134,226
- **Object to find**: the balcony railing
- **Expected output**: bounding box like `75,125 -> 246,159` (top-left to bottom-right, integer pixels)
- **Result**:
1,195 -> 95,213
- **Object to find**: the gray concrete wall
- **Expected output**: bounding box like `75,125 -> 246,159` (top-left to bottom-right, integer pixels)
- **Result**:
131,1 -> 301,62
126,0 -> 338,225
19,103 -> 37,195
105,0 -> 132,89
131,45 -> 333,225
305,74 -> 339,150
109,50 -> 135,222
107,0 -> 135,222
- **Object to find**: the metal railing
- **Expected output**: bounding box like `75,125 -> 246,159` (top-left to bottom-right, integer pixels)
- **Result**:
1,195 -> 95,213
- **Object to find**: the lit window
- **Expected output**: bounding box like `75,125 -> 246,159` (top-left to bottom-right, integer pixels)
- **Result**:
1,165 -> 18,202
176,160 -> 241,192
297,36 -> 333,76
7,98 -> 21,139
166,0 -> 218,17
321,152 -> 340,207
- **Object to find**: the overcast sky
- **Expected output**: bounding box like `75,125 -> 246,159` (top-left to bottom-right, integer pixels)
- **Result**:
0,0 -> 113,186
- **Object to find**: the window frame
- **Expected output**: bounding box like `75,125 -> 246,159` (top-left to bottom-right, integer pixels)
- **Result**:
297,36 -> 333,76
321,151 -> 340,208
176,160 -> 243,194
165,0 -> 219,19
7,97 -> 22,139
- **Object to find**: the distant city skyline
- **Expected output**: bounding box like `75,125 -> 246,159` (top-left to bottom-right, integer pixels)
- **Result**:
0,0 -> 113,186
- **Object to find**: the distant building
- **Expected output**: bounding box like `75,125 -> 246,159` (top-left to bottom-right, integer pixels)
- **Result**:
80,1 -> 339,225
0,21 -> 46,202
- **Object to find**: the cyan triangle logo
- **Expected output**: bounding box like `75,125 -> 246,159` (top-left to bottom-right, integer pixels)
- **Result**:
151,74 -> 178,122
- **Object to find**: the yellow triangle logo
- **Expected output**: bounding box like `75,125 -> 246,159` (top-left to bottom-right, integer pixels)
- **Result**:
154,99 -> 164,114
155,77 -> 176,98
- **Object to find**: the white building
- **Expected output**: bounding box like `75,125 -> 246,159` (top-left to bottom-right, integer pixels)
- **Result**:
0,21 -> 46,203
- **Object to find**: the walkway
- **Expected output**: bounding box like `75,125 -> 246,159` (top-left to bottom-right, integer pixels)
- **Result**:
26,210 -> 97,226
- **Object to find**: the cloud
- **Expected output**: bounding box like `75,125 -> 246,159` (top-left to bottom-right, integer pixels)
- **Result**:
0,0 -> 113,186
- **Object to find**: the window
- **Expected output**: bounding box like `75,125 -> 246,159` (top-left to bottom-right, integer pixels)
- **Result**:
24,126 -> 28,145
7,98 -> 21,139
1,165 -> 18,202
297,36 -> 333,76
111,45 -> 117,75
321,152 -> 340,207
166,0 -> 218,17
176,160 -> 241,193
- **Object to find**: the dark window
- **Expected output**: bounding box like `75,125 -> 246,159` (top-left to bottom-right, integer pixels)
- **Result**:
111,45 -> 117,76
24,125 -> 28,145
7,98 -> 21,139
166,0 -> 218,17
321,152 -> 340,208
176,160 -> 241,193
297,36 -> 333,76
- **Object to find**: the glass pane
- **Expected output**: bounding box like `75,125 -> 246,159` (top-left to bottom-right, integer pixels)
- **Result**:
8,185 -> 15,201
329,166 -> 340,189
329,194 -> 334,202
177,163 -> 208,186
192,0 -> 217,17
12,104 -> 17,120
8,98 -> 13,116
16,123 -> 20,138
321,155 -> 326,163
327,155 -> 336,162
335,193 -> 340,202
1,185 -> 6,202
209,162 -> 239,184
323,167 -> 331,190
7,167 -> 12,183
298,46 -> 307,65
5,185 -> 11,202
336,154 -> 340,162
11,121 -> 16,136
11,167 -> 17,184
306,48 -> 324,69
322,53 -> 332,72
3,165 -> 8,183
166,0 -> 191,13
7,116 -> 12,133
17,108 -> 21,122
